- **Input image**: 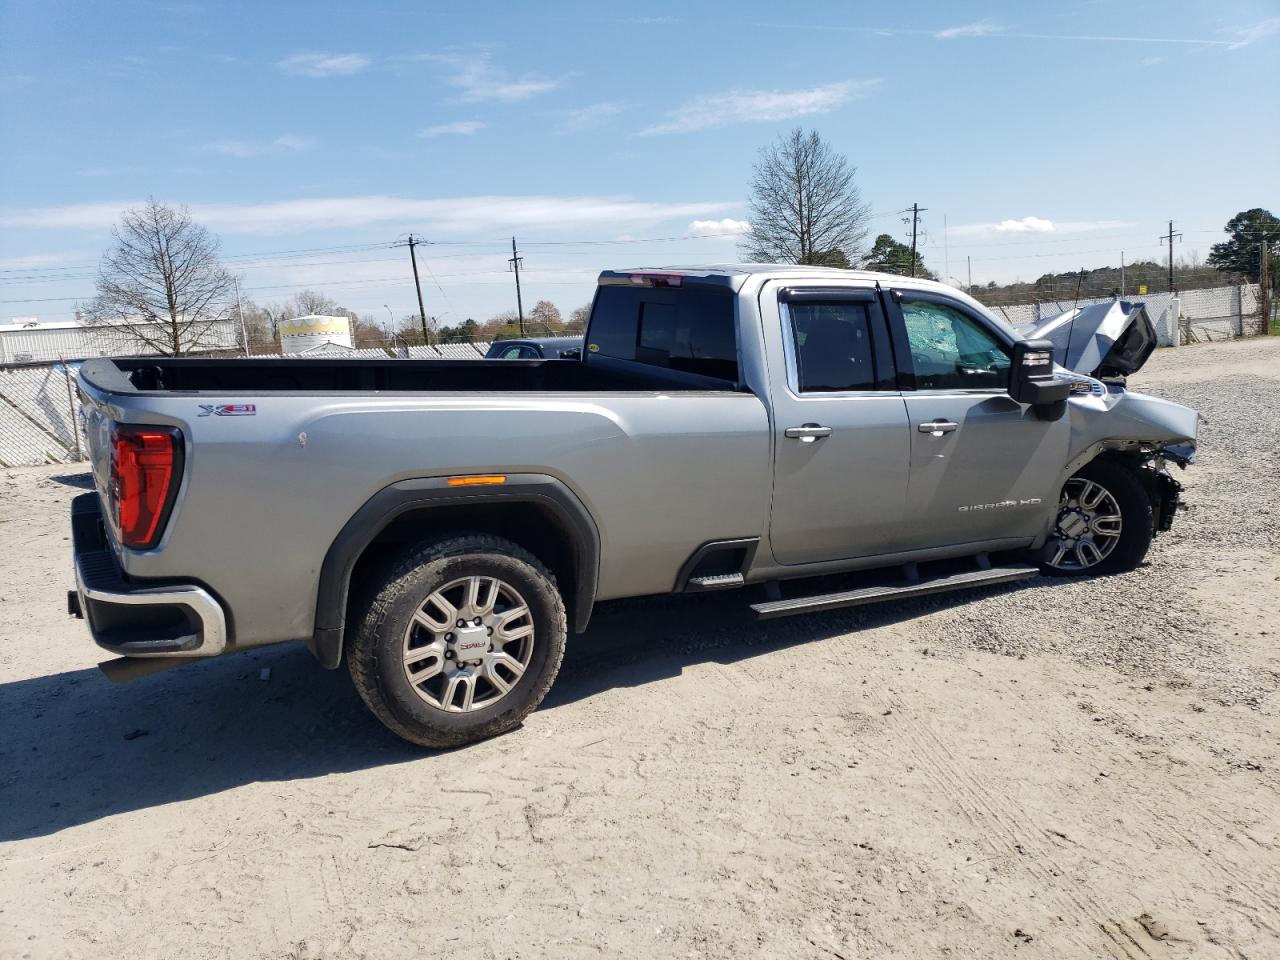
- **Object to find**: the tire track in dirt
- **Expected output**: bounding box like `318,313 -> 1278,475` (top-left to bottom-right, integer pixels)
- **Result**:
870,684 -> 1167,959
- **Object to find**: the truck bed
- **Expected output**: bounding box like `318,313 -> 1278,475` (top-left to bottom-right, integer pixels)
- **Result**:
82,356 -> 741,395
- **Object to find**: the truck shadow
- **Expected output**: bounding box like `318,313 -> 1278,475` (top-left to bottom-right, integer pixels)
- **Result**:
0,579 -> 1047,841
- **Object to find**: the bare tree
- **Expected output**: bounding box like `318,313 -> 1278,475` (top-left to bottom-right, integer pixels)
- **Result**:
85,199 -> 236,355
741,127 -> 871,266
291,289 -> 340,316
527,299 -> 562,334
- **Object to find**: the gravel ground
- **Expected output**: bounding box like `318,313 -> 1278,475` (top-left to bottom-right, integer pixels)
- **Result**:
1,337 -> 1278,959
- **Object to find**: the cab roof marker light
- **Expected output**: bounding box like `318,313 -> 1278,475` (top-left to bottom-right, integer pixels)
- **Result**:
628,272 -> 684,288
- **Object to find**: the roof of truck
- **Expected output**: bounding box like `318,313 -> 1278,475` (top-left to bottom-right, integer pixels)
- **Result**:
598,264 -> 1010,332
602,263 -> 957,286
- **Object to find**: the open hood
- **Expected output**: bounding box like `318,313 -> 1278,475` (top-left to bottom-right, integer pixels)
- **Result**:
1016,300 -> 1157,379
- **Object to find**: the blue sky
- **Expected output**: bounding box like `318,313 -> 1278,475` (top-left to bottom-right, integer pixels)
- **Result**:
1,0 -> 1277,326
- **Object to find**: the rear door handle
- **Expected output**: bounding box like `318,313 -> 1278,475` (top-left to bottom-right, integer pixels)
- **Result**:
785,424 -> 833,442
917,420 -> 958,436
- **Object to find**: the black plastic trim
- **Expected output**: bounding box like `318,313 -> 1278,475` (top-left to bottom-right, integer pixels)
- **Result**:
674,537 -> 760,592
310,474 -> 601,669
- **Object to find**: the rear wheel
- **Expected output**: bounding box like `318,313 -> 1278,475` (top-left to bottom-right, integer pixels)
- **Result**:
1041,458 -> 1153,576
347,534 -> 566,748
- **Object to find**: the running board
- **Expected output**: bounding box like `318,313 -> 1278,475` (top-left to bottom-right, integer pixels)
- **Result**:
749,563 -> 1039,620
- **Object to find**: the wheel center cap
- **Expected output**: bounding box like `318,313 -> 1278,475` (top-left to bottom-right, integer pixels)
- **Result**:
1059,510 -> 1089,539
450,624 -> 489,661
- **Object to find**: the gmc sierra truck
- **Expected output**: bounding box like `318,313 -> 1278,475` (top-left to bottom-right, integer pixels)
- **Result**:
69,266 -> 1198,747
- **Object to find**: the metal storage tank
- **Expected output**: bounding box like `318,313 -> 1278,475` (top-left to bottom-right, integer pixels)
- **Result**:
279,315 -> 354,354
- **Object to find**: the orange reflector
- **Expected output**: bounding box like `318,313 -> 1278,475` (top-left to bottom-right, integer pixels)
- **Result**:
446,475 -> 507,487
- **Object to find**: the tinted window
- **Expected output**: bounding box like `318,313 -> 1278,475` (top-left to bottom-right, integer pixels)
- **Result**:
498,345 -> 537,359
587,285 -> 737,381
789,302 -> 878,392
900,300 -> 1010,390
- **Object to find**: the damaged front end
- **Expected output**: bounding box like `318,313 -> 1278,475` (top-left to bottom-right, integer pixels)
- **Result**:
1026,300 -> 1199,537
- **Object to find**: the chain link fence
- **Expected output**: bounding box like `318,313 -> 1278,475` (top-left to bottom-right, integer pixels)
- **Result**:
0,283 -> 1268,467
0,344 -> 501,467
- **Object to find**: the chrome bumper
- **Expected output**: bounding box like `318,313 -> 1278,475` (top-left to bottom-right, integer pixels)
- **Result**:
70,493 -> 227,658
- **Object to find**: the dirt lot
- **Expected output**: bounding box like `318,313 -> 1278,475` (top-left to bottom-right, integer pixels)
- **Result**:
2,338 -> 1278,960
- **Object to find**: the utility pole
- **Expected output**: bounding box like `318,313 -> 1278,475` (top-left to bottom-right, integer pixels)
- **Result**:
908,203 -> 927,278
233,276 -> 248,356
943,213 -> 949,288
509,236 -> 525,336
1120,251 -> 1125,297
404,234 -> 429,344
966,255 -> 972,292
1159,220 -> 1182,294
1262,240 -> 1272,335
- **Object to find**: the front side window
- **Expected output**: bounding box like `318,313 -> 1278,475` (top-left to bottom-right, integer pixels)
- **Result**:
788,302 -> 878,392
900,300 -> 1010,390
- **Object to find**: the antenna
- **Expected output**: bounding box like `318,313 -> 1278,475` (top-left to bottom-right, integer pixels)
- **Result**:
1065,267 -> 1085,368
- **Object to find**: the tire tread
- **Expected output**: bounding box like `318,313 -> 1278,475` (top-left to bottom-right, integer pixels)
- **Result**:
346,533 -> 566,748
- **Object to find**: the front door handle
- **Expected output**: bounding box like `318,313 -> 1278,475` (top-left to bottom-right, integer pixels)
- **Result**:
785,424 -> 833,442
917,420 -> 958,436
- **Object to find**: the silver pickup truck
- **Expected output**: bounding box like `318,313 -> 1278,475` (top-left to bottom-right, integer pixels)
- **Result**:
69,265 -> 1198,747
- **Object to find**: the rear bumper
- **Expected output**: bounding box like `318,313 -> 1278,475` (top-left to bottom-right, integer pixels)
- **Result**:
70,493 -> 227,658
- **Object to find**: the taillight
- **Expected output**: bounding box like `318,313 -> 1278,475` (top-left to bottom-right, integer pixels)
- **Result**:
110,425 -> 182,549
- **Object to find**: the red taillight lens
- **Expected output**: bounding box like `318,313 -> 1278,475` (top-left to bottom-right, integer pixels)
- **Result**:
110,426 -> 181,549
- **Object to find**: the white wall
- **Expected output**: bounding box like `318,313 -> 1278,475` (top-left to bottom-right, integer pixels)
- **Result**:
984,284 -> 1261,346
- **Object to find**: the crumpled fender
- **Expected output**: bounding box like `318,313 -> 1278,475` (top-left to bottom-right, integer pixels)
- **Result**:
1061,381 -> 1199,478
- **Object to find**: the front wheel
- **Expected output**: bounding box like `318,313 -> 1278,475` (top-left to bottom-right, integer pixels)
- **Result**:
347,534 -> 567,748
1040,458 -> 1153,577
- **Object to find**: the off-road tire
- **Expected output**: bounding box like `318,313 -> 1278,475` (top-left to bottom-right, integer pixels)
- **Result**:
347,534 -> 567,748
1040,457 -> 1153,577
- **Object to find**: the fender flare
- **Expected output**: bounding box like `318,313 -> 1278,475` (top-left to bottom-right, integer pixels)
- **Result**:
309,474 -> 600,668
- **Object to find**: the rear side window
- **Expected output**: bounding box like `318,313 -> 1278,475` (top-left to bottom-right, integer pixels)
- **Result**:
497,345 -> 538,359
789,302 -> 877,392
588,285 -> 737,381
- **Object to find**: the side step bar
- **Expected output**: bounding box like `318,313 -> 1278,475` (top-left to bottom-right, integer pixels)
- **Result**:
749,563 -> 1039,620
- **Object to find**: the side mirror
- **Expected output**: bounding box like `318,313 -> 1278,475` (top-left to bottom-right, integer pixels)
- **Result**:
1009,338 -> 1071,418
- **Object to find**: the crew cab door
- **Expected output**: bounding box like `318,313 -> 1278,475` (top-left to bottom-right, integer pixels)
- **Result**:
883,288 -> 1070,549
764,284 -> 912,564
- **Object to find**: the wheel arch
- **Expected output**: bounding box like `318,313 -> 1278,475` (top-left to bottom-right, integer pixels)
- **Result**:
310,474 -> 600,669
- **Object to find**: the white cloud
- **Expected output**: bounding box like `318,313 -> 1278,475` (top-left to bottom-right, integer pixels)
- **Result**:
639,79 -> 879,135
427,52 -> 561,102
935,21 -> 1003,39
687,218 -> 751,236
996,216 -> 1055,233
557,102 -> 623,134
0,253 -> 81,270
277,52 -> 370,77
951,218 -> 1133,238
0,195 -> 740,235
206,135 -> 312,158
419,120 -> 486,137
1141,56 -> 1164,67
1223,16 -> 1280,50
